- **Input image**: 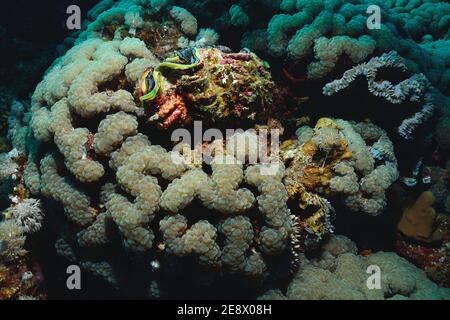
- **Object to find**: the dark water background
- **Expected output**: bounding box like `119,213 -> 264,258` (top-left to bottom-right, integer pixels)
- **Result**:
0,0 -> 99,97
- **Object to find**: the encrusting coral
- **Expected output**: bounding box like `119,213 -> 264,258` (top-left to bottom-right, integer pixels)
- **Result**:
138,47 -> 275,129
396,214 -> 450,288
397,191 -> 443,243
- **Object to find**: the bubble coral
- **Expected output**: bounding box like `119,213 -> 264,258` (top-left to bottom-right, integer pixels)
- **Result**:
253,0 -> 450,92
259,235 -> 450,300
20,0 -> 448,298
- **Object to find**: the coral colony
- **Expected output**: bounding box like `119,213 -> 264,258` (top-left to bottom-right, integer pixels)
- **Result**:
0,0 -> 449,300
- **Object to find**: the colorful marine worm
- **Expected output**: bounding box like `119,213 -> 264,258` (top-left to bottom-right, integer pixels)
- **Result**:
138,47 -> 202,104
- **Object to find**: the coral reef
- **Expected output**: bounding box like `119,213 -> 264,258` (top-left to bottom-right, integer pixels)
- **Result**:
259,235 -> 450,300
8,198 -> 44,234
25,9 -> 288,290
323,51 -> 434,140
285,118 -> 398,217
0,262 -> 45,300
397,191 -> 443,243
396,214 -> 450,288
139,47 -> 275,129
0,149 -> 19,180
394,162 -> 450,288
3,0 -> 448,300
0,220 -> 27,264
0,148 -> 46,299
157,152 -> 291,277
246,0 -> 449,93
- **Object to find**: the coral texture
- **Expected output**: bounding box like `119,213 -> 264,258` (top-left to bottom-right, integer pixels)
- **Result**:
14,0 -> 450,299
285,118 -> 398,217
9,198 -> 44,234
0,220 -> 27,264
323,52 -> 434,140
259,235 -> 450,300
140,47 -> 275,129
397,191 -> 443,243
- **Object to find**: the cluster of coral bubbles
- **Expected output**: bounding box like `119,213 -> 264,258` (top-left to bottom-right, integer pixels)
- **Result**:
0,0 -> 449,299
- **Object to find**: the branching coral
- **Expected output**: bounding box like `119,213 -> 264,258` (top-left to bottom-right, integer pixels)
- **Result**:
323,52 -> 430,104
323,52 -> 435,140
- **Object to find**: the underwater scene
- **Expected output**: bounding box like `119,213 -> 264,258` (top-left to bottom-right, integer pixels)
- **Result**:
0,0 -> 449,301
